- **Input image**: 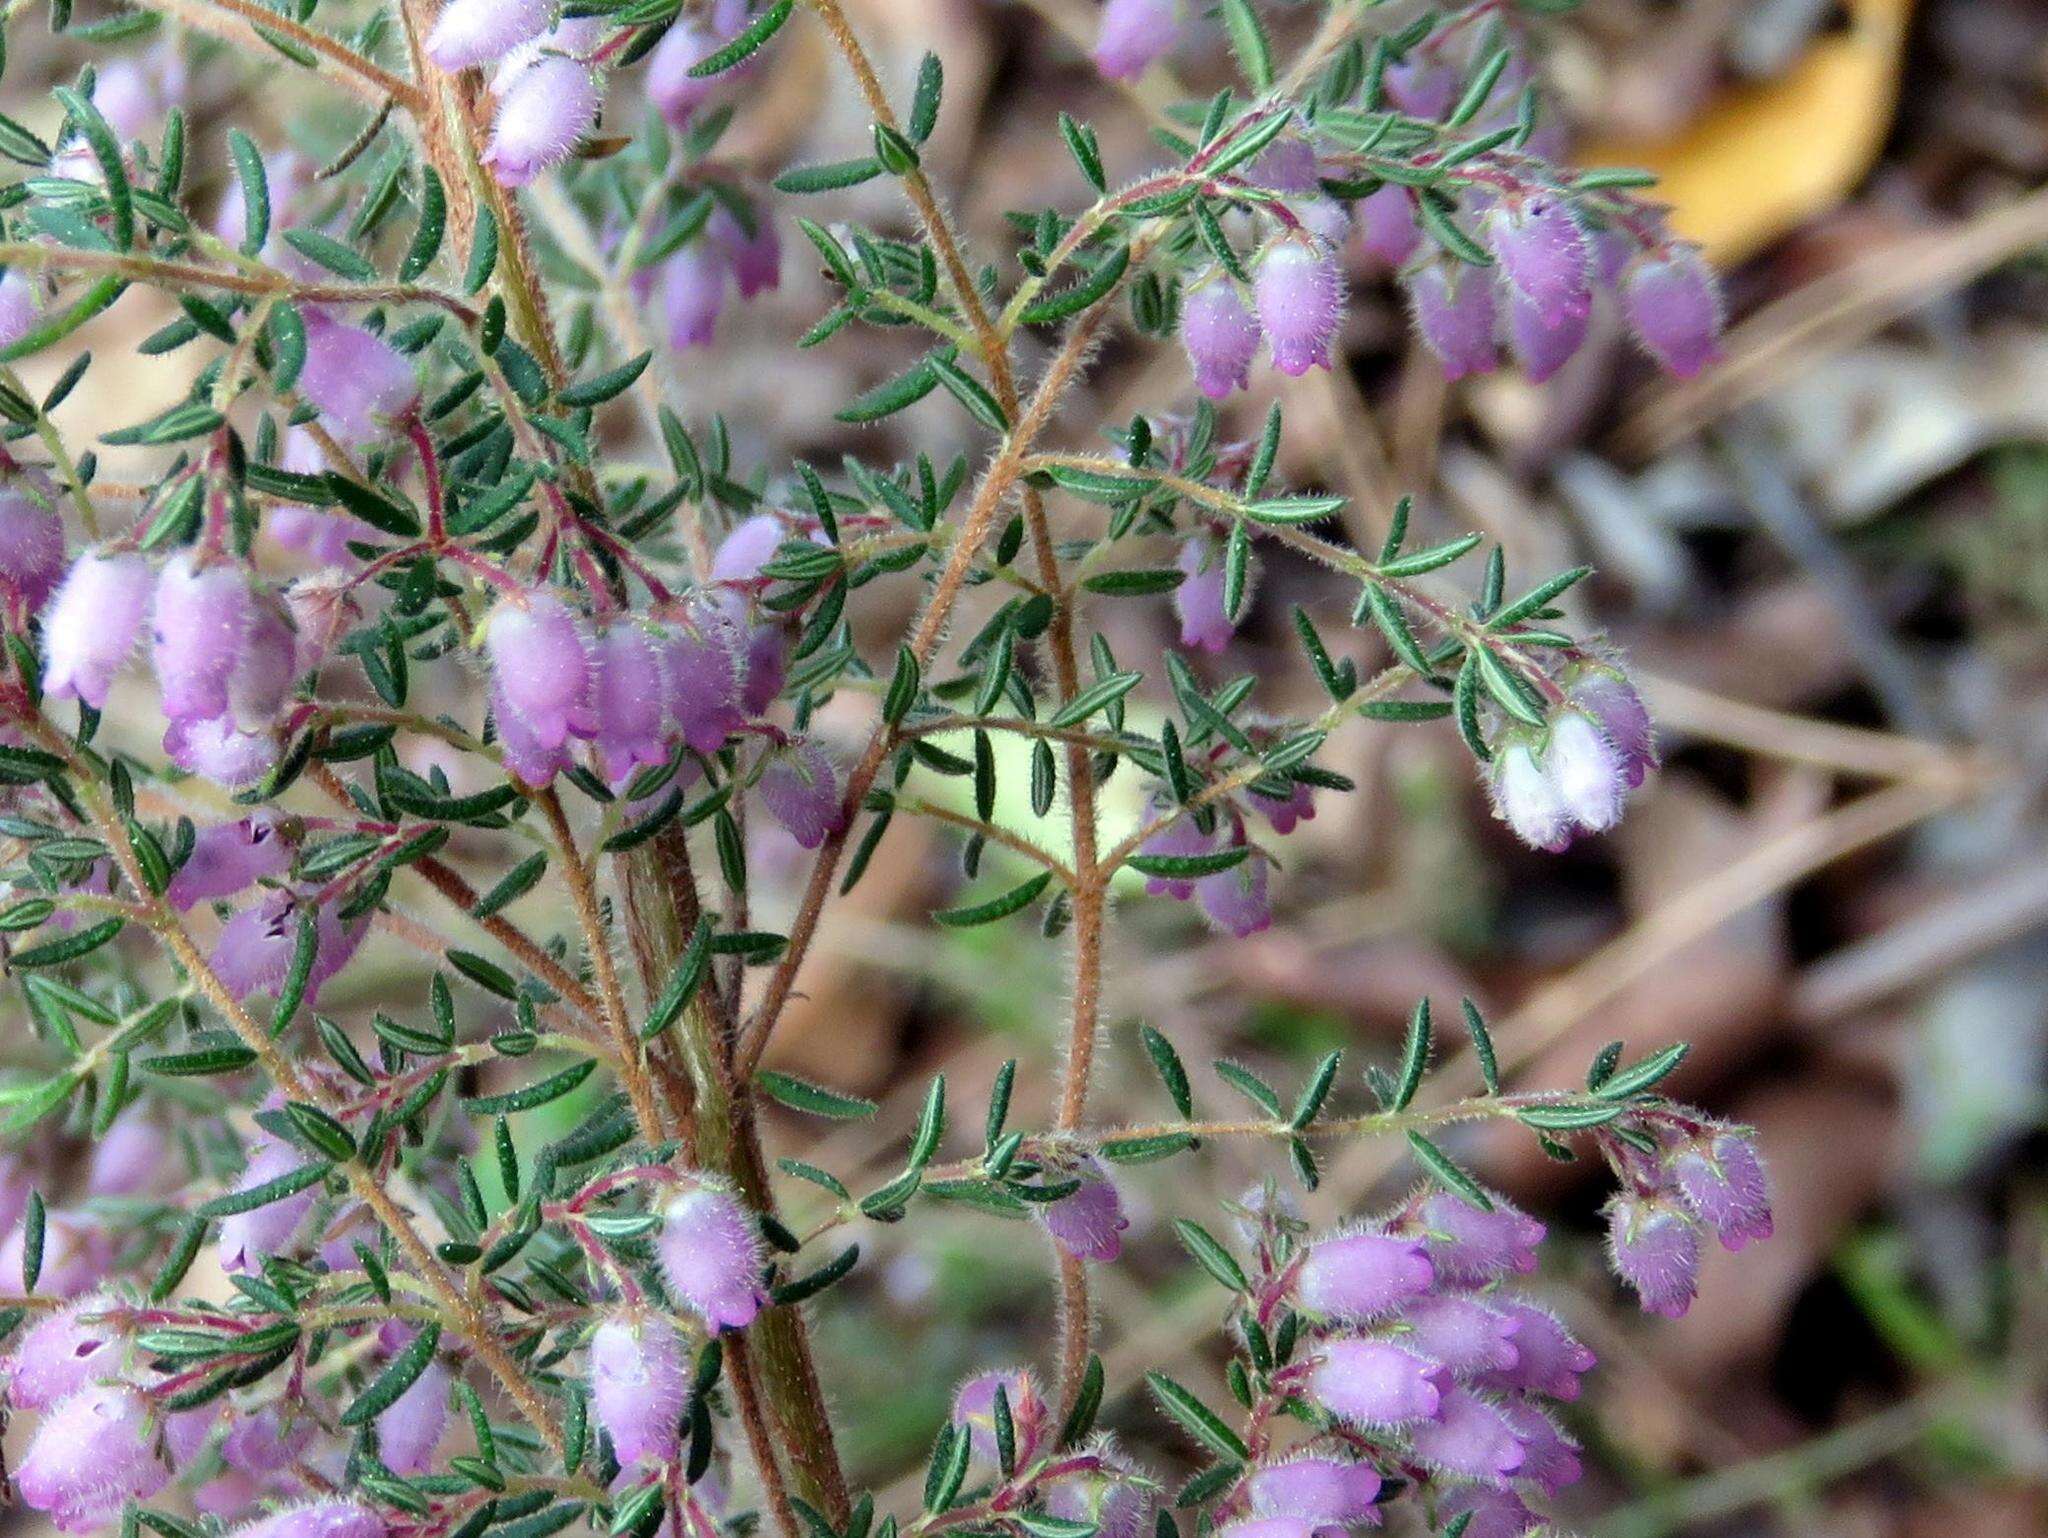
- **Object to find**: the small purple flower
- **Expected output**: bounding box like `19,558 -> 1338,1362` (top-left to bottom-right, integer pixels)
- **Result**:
1250,780 -> 1315,836
659,1186 -> 768,1331
1485,197 -> 1591,329
1253,240 -> 1344,377
0,471 -> 66,619
1042,1463 -> 1152,1538
758,739 -> 845,851
1038,1158 -> 1129,1263
1384,53 -> 1458,119
152,552 -> 257,723
1198,843 -> 1271,938
485,55 -> 602,187
427,0 -> 554,71
646,18 -> 728,127
1408,1386 -> 1528,1483
711,206 -> 781,299
376,1348 -> 450,1475
1244,1458 -> 1382,1524
1174,534 -> 1239,653
1138,804 -> 1214,901
487,590 -> 591,752
164,716 -> 279,790
1355,183 -> 1421,269
1398,1294 -> 1521,1375
712,514 -> 788,586
1505,288 -> 1589,383
1407,262 -> 1499,380
1489,740 -> 1571,853
1253,138 -> 1322,196
42,551 -> 152,709
591,1309 -> 688,1467
1496,1398 -> 1582,1495
6,1299 -> 121,1412
1181,281 -> 1262,400
1414,1190 -> 1545,1282
0,269 -> 42,349
1435,1487 -> 1539,1538
1546,711 -> 1627,834
220,1404 -> 309,1476
168,814 -> 293,911
1296,1231 -> 1435,1322
231,1501 -> 387,1538
495,682 -> 572,787
663,243 -> 728,350
16,1383 -> 168,1532
1671,1129 -> 1773,1251
227,594 -> 300,730
951,1368 -> 1047,1466
661,605 -> 746,754
1605,1191 -> 1701,1318
1308,1338 -> 1448,1426
588,622 -> 673,789
1623,247 -> 1723,377
208,889 -> 365,1004
216,1136 -> 320,1273
1093,0 -> 1178,82
299,310 -> 420,446
738,619 -> 790,714
1570,669 -> 1657,787
88,1114 -> 174,1198
1477,1300 -> 1595,1401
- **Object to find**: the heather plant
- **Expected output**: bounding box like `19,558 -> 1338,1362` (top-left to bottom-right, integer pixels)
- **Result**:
0,5 -> 1757,1538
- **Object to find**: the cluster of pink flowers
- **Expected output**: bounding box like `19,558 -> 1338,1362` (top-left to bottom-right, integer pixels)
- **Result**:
1487,668 -> 1657,853
1605,1120 -> 1773,1319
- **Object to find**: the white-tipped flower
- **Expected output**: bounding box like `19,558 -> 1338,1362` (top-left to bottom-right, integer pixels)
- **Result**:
427,0 -> 555,72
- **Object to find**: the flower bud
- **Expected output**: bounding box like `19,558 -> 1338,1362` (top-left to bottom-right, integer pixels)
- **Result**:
1545,711 -> 1625,834
1173,534 -> 1239,654
1407,1386 -> 1526,1483
589,622 -> 673,789
1485,198 -> 1591,330
1670,1129 -> 1772,1251
1505,289 -> 1588,384
168,814 -> 292,911
152,552 -> 257,724
658,1186 -> 768,1330
42,551 -> 151,709
485,55 -> 602,188
1198,843 -> 1271,938
1414,1190 -> 1545,1282
216,1136 -> 318,1273
1093,0 -> 1178,82
1570,670 -> 1655,788
1407,262 -> 1499,381
16,1384 -> 168,1531
1180,281 -> 1262,400
712,514 -> 788,586
1488,741 -> 1571,853
1038,1158 -> 1129,1263
1308,1338 -> 1448,1426
711,206 -> 782,299
1296,1231 -> 1434,1322
1253,240 -> 1344,377
1042,1461 -> 1152,1538
1397,1294 -> 1521,1374
664,243 -> 728,350
1605,1191 -> 1701,1318
164,716 -> 280,790
1475,1300 -> 1594,1401
1355,184 -> 1421,269
6,1299 -> 121,1411
1244,1457 -> 1382,1524
377,1352 -> 450,1475
487,589 -> 591,752
591,1309 -> 688,1467
427,0 -> 554,72
661,606 -> 746,754
1622,247 -> 1722,377
759,738 -> 844,850
1495,1399 -> 1582,1494
231,1501 -> 387,1538
951,1368 -> 1047,1466
0,471 -> 65,619
299,310 -> 420,445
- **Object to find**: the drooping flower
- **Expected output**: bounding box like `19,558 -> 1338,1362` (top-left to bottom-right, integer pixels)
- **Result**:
1198,842 -> 1271,938
0,269 -> 43,350
711,206 -> 782,299
1041,1458 -> 1153,1538
1181,280 -> 1262,400
1383,52 -> 1458,119
663,243 -> 728,350
376,1353 -> 451,1475
1396,1293 -> 1521,1375
1485,197 -> 1592,329
87,1113 -> 175,1198
5,1298 -> 122,1411
1408,1386 -> 1527,1483
1253,240 -> 1344,377
208,889 -> 366,1004
1250,779 -> 1316,836
1295,1230 -> 1435,1322
1570,669 -> 1656,788
1038,1158 -> 1129,1263
17,1384 -> 168,1530
1408,261 -> 1499,380
1137,801 -> 1214,901
229,1500 -> 387,1538
219,1405 -> 309,1477
1544,710 -> 1627,834
1308,1338 -> 1448,1426
711,514 -> 788,586
0,470 -> 65,618
167,814 -> 293,911
1605,1191 -> 1701,1318
1622,247 -> 1723,377
1244,1457 -> 1382,1524
486,589 -> 591,752
590,1309 -> 689,1468
152,552 -> 258,724
1475,1300 -> 1595,1401
1355,183 -> 1421,269
646,17 -> 729,127
485,55 -> 602,187
658,1186 -> 768,1331
758,738 -> 845,851
298,310 -> 420,445
1174,534 -> 1239,653
426,0 -> 555,72
1505,288 -> 1589,383
951,1368 -> 1048,1467
588,622 -> 673,789
1488,740 -> 1571,853
215,1136 -> 320,1273
1093,0 -> 1179,82
1413,1190 -> 1546,1282
163,715 -> 280,790
41,551 -> 152,709
1670,1129 -> 1773,1251
1495,1398 -> 1583,1495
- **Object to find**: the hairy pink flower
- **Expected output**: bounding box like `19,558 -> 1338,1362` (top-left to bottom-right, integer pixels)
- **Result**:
1296,1231 -> 1435,1321
951,1368 -> 1048,1467
1038,1158 -> 1130,1263
591,1309 -> 689,1467
6,1298 -> 122,1411
42,550 -> 151,709
1485,197 -> 1591,329
1605,1191 -> 1701,1318
0,470 -> 65,618
230,1501 -> 387,1538
1253,240 -> 1344,376
1094,0 -> 1178,82
427,0 -> 554,71
758,739 -> 845,850
1198,843 -> 1271,938
1623,247 -> 1723,377
485,55 -> 602,187
487,590 -> 591,751
16,1384 -> 168,1531
1408,1386 -> 1527,1483
1308,1338 -> 1448,1426
1244,1458 -> 1382,1524
216,1136 -> 319,1273
589,622 -> 673,789
1414,1190 -> 1545,1282
1174,534 -> 1239,653
663,243 -> 728,350
1408,261 -> 1499,380
299,310 -> 420,445
1181,281 -> 1262,400
1671,1129 -> 1773,1250
1475,1300 -> 1595,1401
659,1186 -> 768,1331
168,814 -> 293,911
152,552 -> 257,724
